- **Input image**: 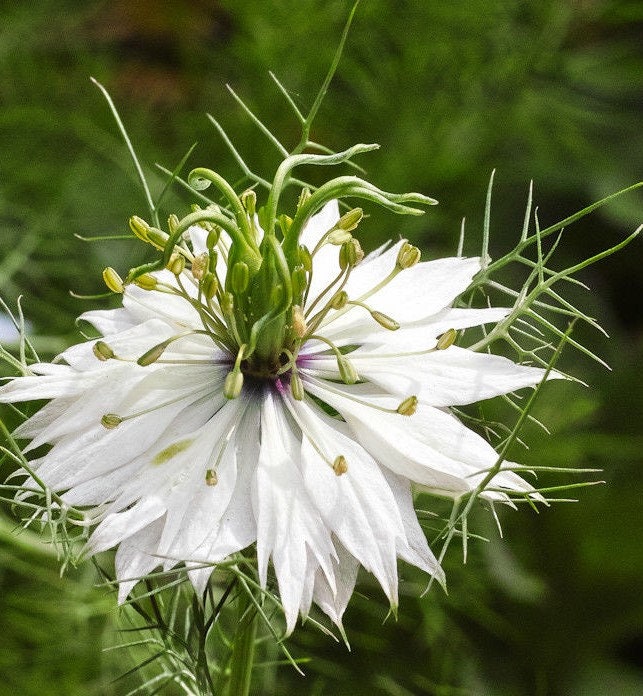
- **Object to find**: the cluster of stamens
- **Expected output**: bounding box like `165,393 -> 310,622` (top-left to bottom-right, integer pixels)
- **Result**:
94,155 -> 445,479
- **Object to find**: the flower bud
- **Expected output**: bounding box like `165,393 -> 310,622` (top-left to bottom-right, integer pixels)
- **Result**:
396,242 -> 421,269
103,267 -> 124,294
397,395 -> 418,416
332,455 -> 348,476
436,328 -> 457,350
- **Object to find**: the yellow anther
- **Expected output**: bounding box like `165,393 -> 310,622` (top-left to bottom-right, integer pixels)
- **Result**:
339,238 -> 364,269
338,356 -> 358,385
396,242 -> 421,269
101,413 -> 122,429
192,253 -> 209,280
330,291 -> 348,310
397,395 -> 418,416
290,369 -> 305,401
129,216 -> 150,241
336,207 -> 363,232
168,254 -> 185,275
167,213 -> 180,235
133,274 -> 157,291
224,369 -> 244,399
332,455 -> 348,476
103,267 -> 124,294
371,310 -> 400,331
201,272 -> 218,300
436,328 -> 457,350
240,189 -> 256,217
327,229 -> 353,245
93,341 -> 114,361
205,469 -> 218,486
231,261 -> 249,294
292,305 -> 307,338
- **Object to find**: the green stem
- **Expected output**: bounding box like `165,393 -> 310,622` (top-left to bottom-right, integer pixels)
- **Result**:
226,590 -> 258,696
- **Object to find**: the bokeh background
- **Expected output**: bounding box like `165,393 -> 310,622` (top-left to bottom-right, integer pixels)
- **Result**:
0,1 -> 641,694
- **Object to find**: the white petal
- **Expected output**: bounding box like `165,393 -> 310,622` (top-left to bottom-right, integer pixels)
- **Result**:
253,388 -> 335,634
89,496 -> 166,554
312,540 -> 360,630
348,345 -> 554,406
115,517 -> 165,603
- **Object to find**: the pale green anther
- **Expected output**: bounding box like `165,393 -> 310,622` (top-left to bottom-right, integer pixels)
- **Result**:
93,340 -> 114,361
327,229 -> 353,246
101,413 -> 122,429
129,215 -> 150,241
224,369 -> 244,399
297,187 -> 312,211
336,207 -> 363,232
167,213 -> 180,235
371,310 -> 400,331
291,266 -> 307,297
339,238 -> 364,269
397,395 -> 418,416
192,252 -> 209,280
168,254 -> 185,275
201,272 -> 218,300
208,249 -> 218,273
221,291 -> 234,315
205,468 -> 218,486
278,214 -> 293,236
436,328 -> 457,350
396,242 -> 421,269
338,356 -> 358,384
231,262 -> 249,294
298,245 -> 312,273
137,340 -> 172,366
240,189 -> 256,217
330,290 -> 348,310
292,305 -> 307,338
134,274 -> 157,291
290,369 -> 305,401
332,455 -> 348,476
103,267 -> 124,294
206,228 -> 220,250
146,228 -> 170,250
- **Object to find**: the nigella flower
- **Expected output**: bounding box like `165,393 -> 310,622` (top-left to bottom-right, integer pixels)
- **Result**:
0,166 -> 549,635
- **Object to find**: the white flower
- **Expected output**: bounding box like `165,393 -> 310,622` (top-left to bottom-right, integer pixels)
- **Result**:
0,199 -> 549,635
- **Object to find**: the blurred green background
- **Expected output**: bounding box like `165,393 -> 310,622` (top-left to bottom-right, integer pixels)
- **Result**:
0,0 -> 641,694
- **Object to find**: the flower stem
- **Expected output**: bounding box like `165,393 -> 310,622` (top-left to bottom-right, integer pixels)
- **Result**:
226,588 -> 257,696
